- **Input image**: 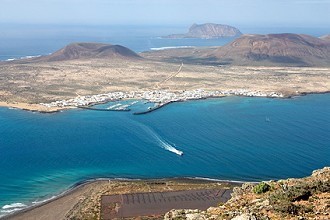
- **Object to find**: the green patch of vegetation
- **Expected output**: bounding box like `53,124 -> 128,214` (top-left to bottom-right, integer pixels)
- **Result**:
253,182 -> 271,194
272,201 -> 300,215
268,180 -> 330,215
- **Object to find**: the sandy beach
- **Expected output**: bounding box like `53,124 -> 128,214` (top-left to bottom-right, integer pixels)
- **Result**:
0,102 -> 69,113
3,178 -> 239,220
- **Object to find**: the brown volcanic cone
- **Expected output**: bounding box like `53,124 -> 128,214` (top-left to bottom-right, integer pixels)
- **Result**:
208,33 -> 330,66
34,42 -> 141,62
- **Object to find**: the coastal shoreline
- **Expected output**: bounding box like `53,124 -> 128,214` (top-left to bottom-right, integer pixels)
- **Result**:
0,90 -> 329,115
1,177 -> 243,220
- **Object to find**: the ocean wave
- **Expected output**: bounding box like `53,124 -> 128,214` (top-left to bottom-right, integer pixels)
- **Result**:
1,203 -> 27,215
32,195 -> 56,205
2,203 -> 27,210
5,58 -> 16,61
1,208 -> 25,214
187,177 -> 258,184
150,46 -> 194,51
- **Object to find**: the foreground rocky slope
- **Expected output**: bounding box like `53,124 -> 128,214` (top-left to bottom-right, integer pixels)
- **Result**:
164,167 -> 330,220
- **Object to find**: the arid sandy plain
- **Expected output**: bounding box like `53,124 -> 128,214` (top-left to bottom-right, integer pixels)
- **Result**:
0,54 -> 329,112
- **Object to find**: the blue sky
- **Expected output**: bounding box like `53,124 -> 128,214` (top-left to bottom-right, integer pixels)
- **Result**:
0,0 -> 329,27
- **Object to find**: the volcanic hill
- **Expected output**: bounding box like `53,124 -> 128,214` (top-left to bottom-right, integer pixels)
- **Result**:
207,33 -> 330,66
31,43 -> 141,62
146,33 -> 330,67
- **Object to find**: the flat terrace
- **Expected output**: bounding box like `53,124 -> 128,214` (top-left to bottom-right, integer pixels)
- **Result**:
101,188 -> 232,219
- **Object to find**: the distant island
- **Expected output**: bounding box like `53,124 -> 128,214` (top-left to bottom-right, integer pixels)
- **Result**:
163,23 -> 242,39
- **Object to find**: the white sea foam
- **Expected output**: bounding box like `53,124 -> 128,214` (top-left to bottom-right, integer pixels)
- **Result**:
150,46 -> 194,51
32,195 -> 56,204
5,58 -> 16,61
0,208 -> 25,213
1,203 -> 27,214
5,55 -> 41,62
2,203 -> 27,210
187,177 -> 257,184
22,55 -> 41,59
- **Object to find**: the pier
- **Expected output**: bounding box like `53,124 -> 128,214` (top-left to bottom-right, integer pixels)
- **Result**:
133,102 -> 172,115
77,106 -> 130,112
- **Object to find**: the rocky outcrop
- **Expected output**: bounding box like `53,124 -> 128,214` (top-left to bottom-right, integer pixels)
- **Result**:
164,209 -> 208,220
164,23 -> 242,39
164,167 -> 330,219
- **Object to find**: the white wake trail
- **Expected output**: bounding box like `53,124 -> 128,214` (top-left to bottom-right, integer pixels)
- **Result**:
160,142 -> 183,156
137,123 -> 183,156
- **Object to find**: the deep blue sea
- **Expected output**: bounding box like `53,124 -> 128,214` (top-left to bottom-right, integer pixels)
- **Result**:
0,25 -> 329,216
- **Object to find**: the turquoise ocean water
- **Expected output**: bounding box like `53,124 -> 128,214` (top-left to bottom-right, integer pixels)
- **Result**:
0,95 -> 329,215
